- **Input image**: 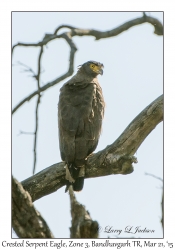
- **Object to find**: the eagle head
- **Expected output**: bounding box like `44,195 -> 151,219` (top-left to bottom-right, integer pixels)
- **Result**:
79,61 -> 104,76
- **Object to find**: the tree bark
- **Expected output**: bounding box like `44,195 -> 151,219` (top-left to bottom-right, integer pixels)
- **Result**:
69,186 -> 99,238
21,95 -> 163,202
12,177 -> 54,238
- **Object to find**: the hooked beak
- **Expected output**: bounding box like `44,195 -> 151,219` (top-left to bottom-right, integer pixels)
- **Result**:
99,68 -> 103,75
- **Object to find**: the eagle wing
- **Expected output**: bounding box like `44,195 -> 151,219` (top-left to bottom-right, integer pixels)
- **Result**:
58,78 -> 104,166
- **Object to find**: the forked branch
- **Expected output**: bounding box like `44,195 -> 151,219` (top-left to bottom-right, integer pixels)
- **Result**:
12,13 -> 163,115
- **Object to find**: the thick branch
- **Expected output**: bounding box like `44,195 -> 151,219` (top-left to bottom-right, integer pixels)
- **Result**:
69,186 -> 99,238
21,95 -> 163,202
12,176 -> 54,238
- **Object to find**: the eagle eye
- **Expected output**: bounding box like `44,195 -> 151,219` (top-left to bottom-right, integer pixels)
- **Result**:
90,64 -> 95,69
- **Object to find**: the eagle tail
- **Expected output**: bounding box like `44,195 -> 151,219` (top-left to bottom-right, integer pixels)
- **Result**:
73,177 -> 84,191
65,164 -> 84,192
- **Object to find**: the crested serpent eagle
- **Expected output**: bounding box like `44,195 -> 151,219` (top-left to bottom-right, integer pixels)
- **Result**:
58,61 -> 105,192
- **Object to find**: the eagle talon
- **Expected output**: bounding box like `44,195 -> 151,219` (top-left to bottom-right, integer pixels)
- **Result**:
65,165 -> 75,183
78,166 -> 85,178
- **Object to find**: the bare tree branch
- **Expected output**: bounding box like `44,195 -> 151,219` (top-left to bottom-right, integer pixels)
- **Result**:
12,176 -> 54,238
37,46 -> 43,90
12,33 -> 77,115
33,46 -> 43,174
16,61 -> 37,79
54,15 -> 163,38
17,130 -> 35,136
69,186 -> 99,238
12,14 -> 163,239
145,172 -> 163,229
145,172 -> 163,182
21,95 -> 163,202
12,34 -> 63,53
161,191 -> 164,229
12,14 -> 163,115
33,95 -> 40,174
